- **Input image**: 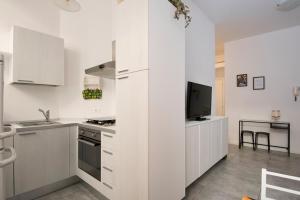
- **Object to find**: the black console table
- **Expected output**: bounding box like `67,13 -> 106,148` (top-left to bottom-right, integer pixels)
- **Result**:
239,119 -> 290,156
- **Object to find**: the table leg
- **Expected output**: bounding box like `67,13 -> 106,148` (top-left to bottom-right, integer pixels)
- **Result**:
288,124 -> 290,156
239,121 -> 241,149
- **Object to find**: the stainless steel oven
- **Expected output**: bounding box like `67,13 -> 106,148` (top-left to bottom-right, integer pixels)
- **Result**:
78,127 -> 101,181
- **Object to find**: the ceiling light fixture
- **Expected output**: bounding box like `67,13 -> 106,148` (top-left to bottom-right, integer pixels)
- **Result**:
274,0 -> 300,11
54,0 -> 81,12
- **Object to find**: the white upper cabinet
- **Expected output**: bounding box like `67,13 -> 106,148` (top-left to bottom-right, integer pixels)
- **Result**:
10,26 -> 64,86
116,0 -> 148,75
38,33 -> 64,85
11,26 -> 40,84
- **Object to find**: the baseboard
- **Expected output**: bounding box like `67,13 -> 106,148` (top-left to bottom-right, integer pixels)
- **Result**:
8,176 -> 81,200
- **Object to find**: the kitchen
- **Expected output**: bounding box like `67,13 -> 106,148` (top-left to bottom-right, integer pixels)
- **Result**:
2,0 -> 300,200
1,0 -> 117,199
0,0 -> 189,200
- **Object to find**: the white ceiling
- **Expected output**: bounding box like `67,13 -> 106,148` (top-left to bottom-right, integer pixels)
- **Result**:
192,0 -> 300,55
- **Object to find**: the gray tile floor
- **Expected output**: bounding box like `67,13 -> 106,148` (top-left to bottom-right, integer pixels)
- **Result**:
185,145 -> 300,200
36,182 -> 108,200
36,145 -> 300,200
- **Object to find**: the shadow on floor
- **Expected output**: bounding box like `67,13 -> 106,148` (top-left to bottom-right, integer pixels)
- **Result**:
36,182 -> 108,200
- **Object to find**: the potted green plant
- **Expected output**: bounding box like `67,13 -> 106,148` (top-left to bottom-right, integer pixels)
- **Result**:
82,88 -> 102,100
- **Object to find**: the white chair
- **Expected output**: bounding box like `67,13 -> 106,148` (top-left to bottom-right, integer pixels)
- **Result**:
0,127 -> 16,200
261,168 -> 300,200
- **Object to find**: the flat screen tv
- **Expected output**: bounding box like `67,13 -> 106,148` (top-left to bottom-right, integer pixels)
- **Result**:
186,82 -> 212,121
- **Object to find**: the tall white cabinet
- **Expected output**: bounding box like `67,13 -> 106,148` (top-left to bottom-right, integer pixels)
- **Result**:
185,117 -> 228,187
116,71 -> 149,200
115,0 -> 185,200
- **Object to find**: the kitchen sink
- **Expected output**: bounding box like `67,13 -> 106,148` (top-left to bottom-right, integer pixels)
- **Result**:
17,121 -> 61,127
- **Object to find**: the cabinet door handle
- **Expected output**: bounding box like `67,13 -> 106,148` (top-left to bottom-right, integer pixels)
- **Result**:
103,150 -> 113,155
103,182 -> 113,189
18,132 -> 37,136
103,134 -> 113,138
117,76 -> 129,80
118,69 -> 129,73
103,166 -> 113,172
18,80 -> 34,83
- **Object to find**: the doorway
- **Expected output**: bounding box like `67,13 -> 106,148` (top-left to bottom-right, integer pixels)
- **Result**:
215,55 -> 225,116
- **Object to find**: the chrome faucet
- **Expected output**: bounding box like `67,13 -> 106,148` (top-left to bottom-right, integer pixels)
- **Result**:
38,109 -> 50,121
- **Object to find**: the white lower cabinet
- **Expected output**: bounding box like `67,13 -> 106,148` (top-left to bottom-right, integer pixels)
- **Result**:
101,132 -> 116,199
222,118 -> 229,157
185,125 -> 200,186
185,117 -> 228,187
14,127 -> 70,195
69,126 -> 78,177
210,120 -> 222,166
199,122 -> 210,176
3,137 -> 14,199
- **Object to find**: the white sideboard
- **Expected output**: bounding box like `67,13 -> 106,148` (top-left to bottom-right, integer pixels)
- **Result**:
185,117 -> 228,187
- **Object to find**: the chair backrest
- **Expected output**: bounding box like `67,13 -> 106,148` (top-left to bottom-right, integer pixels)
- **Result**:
261,168 -> 300,200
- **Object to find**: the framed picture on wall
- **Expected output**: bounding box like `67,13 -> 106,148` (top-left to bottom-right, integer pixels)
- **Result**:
237,74 -> 248,87
253,76 -> 265,90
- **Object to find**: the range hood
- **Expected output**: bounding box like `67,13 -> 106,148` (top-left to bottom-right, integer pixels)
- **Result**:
85,41 -> 116,79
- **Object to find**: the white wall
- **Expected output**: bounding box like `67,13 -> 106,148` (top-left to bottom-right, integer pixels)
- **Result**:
185,0 -> 216,115
0,0 -> 61,121
58,0 -> 115,119
225,26 -> 300,154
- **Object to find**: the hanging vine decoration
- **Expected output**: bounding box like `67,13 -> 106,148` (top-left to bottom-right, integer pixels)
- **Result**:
169,0 -> 192,28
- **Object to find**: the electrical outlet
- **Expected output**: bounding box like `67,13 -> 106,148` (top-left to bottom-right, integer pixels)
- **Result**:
94,108 -> 101,113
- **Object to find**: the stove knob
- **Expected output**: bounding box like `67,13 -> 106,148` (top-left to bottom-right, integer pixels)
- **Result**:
80,130 -> 84,135
92,133 -> 96,137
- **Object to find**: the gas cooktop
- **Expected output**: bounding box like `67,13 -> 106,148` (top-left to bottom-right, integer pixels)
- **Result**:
86,117 -> 116,126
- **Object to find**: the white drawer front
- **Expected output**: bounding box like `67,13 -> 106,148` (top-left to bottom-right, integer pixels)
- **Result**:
101,132 -> 114,150
102,167 -> 114,188
102,182 -> 113,199
102,149 -> 114,170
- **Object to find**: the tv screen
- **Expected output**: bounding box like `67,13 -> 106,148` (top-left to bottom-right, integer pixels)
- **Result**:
186,82 -> 212,120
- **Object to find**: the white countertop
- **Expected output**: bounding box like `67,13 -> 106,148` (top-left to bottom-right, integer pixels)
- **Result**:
10,118 -> 116,134
186,116 -> 228,127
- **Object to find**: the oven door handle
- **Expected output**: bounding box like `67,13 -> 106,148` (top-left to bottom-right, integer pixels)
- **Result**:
77,138 -> 99,147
